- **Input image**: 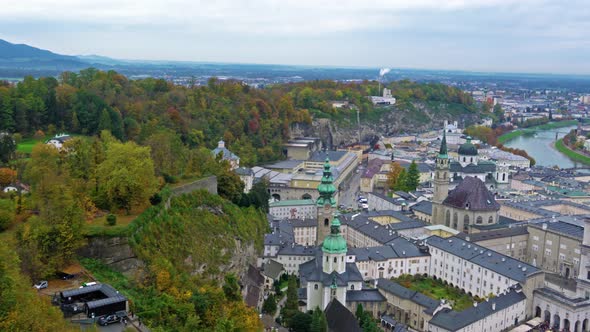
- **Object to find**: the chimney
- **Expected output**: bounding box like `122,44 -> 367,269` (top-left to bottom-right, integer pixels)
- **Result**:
474,302 -> 478,307
218,140 -> 225,149
542,223 -> 547,230
465,236 -> 470,242
492,302 -> 496,311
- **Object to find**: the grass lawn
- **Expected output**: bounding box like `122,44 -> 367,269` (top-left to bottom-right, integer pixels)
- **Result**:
17,137 -> 46,154
84,212 -> 141,237
393,275 -> 478,311
555,139 -> 590,165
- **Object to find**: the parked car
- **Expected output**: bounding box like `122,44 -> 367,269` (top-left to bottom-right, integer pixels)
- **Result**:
98,314 -> 121,326
79,281 -> 99,288
33,281 -> 48,289
56,272 -> 76,280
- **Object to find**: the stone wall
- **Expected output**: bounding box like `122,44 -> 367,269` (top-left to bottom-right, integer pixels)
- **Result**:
171,175 -> 218,196
77,236 -> 144,277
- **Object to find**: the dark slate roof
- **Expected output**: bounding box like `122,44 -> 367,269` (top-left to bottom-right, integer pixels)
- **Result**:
234,167 -> 253,176
376,278 -> 439,315
443,176 -> 500,212
60,284 -> 119,299
85,295 -> 127,310
528,220 -> 584,240
426,236 -> 542,283
298,287 -> 307,300
340,210 -> 426,244
457,226 -> 528,242
277,244 -> 317,256
262,260 -> 284,280
380,315 -> 408,332
346,289 -> 386,302
429,285 -> 526,331
411,200 -> 432,216
449,161 -> 496,173
369,191 -> 415,206
309,150 -> 348,162
349,238 -> 428,262
299,252 -> 364,287
325,299 -> 362,332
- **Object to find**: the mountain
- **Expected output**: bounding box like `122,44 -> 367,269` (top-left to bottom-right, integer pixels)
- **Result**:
0,39 -> 88,74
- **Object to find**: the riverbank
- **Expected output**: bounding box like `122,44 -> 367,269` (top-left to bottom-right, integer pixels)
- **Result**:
555,139 -> 590,165
498,120 -> 579,144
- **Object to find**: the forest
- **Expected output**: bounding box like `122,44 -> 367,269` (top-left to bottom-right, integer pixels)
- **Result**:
0,69 -> 476,166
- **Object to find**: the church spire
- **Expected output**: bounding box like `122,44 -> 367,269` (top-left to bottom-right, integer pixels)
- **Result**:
317,157 -> 337,207
439,130 -> 448,158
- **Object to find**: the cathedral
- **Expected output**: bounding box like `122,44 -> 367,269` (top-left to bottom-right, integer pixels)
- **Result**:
446,134 -> 510,191
432,132 -> 501,233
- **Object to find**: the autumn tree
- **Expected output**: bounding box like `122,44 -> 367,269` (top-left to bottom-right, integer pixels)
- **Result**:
0,168 -> 16,186
97,139 -> 158,213
386,162 -> 404,190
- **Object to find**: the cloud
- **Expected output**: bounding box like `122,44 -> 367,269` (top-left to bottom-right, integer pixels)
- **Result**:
0,0 -> 532,35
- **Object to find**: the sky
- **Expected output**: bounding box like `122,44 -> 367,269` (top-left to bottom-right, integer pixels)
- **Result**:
0,0 -> 589,75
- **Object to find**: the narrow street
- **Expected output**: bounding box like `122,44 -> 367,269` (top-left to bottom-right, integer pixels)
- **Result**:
338,165 -> 362,210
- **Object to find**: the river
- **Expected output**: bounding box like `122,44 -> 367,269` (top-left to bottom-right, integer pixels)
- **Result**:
503,125 -> 579,169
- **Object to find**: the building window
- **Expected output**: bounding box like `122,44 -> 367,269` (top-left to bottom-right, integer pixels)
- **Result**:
314,284 -> 318,290
445,210 -> 451,227
463,215 -> 470,232
351,285 -> 355,290
453,212 -> 458,229
488,216 -> 493,224
476,216 -> 483,224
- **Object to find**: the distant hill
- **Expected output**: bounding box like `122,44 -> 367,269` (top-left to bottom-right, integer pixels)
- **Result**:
0,39 -> 88,72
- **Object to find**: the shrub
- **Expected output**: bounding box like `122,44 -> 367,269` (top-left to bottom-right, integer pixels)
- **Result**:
106,214 -> 117,226
149,193 -> 162,205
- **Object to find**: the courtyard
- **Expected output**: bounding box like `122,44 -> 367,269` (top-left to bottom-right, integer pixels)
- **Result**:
392,274 -> 481,311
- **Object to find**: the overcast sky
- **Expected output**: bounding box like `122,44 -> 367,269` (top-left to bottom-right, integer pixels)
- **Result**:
1,0 -> 589,74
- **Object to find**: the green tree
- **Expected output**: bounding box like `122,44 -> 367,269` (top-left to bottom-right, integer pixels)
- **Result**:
262,294 -> 277,315
394,168 -> 408,191
0,135 -> 16,164
282,275 -> 300,326
97,139 -> 158,213
355,303 -> 365,320
97,108 -> 113,133
290,311 -> 312,332
222,273 -> 241,302
310,307 -> 327,332
217,167 -> 245,203
0,199 -> 15,231
405,160 -> 420,191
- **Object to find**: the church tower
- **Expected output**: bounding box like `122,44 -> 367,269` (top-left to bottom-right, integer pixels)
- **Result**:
433,131 -> 450,225
317,157 -> 337,245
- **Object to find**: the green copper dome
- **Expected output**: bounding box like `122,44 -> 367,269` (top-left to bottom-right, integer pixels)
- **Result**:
322,216 -> 347,254
317,157 -> 337,207
458,136 -> 478,156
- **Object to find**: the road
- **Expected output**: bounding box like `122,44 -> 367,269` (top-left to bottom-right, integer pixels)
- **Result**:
337,165 -> 362,211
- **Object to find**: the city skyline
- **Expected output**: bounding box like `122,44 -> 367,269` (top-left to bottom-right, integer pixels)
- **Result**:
1,0 -> 589,75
